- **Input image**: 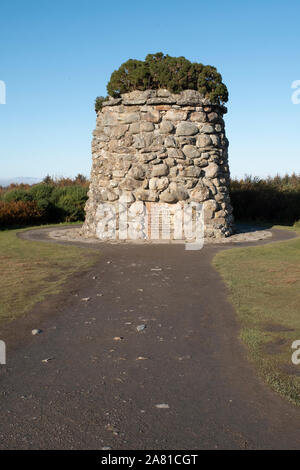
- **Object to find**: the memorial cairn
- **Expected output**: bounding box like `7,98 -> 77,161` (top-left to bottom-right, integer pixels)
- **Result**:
81,53 -> 234,245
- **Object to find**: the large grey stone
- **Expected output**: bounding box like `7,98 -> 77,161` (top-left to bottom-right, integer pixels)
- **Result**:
200,123 -> 215,134
143,109 -> 161,123
207,112 -> 219,123
140,121 -> 155,132
164,136 -> 176,148
167,148 -> 185,159
196,134 -> 212,148
164,109 -> 187,121
160,120 -> 175,134
205,163 -> 219,179
159,188 -> 178,203
102,112 -> 118,126
120,112 -> 140,124
176,89 -> 204,106
176,122 -> 198,136
181,166 -> 202,178
102,98 -> 122,107
131,166 -> 145,180
190,184 -> 210,202
190,111 -> 206,123
149,177 -> 169,191
136,189 -> 158,202
169,182 -> 188,201
182,145 -> 201,159
151,164 -> 169,177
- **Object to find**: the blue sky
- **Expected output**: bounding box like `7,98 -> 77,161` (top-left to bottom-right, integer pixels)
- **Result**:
0,0 -> 299,180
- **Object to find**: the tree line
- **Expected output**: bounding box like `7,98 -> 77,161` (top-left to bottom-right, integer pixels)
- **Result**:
1,173 -> 300,228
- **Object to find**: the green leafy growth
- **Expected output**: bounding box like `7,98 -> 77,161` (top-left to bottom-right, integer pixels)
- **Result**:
95,96 -> 109,113
3,189 -> 33,203
107,59 -> 151,97
197,65 -> 229,103
145,53 -> 197,93
105,52 -> 228,104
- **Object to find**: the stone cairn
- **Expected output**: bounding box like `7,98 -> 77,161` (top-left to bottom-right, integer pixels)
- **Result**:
81,89 -> 234,241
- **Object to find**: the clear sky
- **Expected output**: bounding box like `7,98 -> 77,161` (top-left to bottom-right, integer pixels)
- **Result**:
0,0 -> 299,180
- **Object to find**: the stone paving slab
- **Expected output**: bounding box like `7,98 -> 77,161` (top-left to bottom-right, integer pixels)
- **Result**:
47,226 -> 273,245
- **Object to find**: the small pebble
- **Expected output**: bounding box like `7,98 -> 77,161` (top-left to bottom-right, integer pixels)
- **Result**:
81,297 -> 91,302
178,355 -> 191,361
32,329 -> 42,336
113,337 -> 124,341
155,404 -> 170,409
42,358 -> 55,363
136,324 -> 146,332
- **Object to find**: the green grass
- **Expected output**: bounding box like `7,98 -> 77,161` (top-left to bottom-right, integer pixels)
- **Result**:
0,225 -> 100,323
213,225 -> 300,405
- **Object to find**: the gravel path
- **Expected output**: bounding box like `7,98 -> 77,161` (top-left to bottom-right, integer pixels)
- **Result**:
0,226 -> 299,449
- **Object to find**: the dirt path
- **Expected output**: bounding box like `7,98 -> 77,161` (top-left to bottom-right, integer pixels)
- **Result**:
0,227 -> 300,449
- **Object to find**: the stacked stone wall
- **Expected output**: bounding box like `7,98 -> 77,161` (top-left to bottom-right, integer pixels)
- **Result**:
82,89 -> 234,240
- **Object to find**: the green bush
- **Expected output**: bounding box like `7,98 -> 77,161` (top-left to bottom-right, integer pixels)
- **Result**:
27,183 -> 55,219
0,179 -> 89,227
2,188 -> 33,203
95,96 -> 109,113
107,59 -> 151,97
29,183 -> 54,201
50,186 -> 71,204
52,186 -> 88,222
104,52 -> 228,104
197,65 -> 229,103
230,174 -> 300,225
145,53 -> 195,94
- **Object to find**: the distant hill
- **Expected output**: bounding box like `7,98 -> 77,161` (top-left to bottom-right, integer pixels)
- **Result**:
0,177 -> 42,187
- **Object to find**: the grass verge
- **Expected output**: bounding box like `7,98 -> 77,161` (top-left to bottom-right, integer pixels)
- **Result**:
213,226 -> 300,405
0,225 -> 100,324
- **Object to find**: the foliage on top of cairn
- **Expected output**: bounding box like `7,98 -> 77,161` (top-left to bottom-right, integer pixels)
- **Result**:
95,52 -> 228,112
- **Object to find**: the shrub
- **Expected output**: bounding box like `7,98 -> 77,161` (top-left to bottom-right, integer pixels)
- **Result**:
75,174 -> 88,184
0,201 -> 43,227
230,174 -> 300,225
2,188 -> 33,203
145,53 -> 196,94
42,174 -> 54,184
95,96 -> 109,113
27,183 -> 55,220
0,177 -> 89,227
52,186 -> 88,222
29,183 -> 54,201
105,52 -> 228,104
107,59 -> 151,97
197,65 -> 229,103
